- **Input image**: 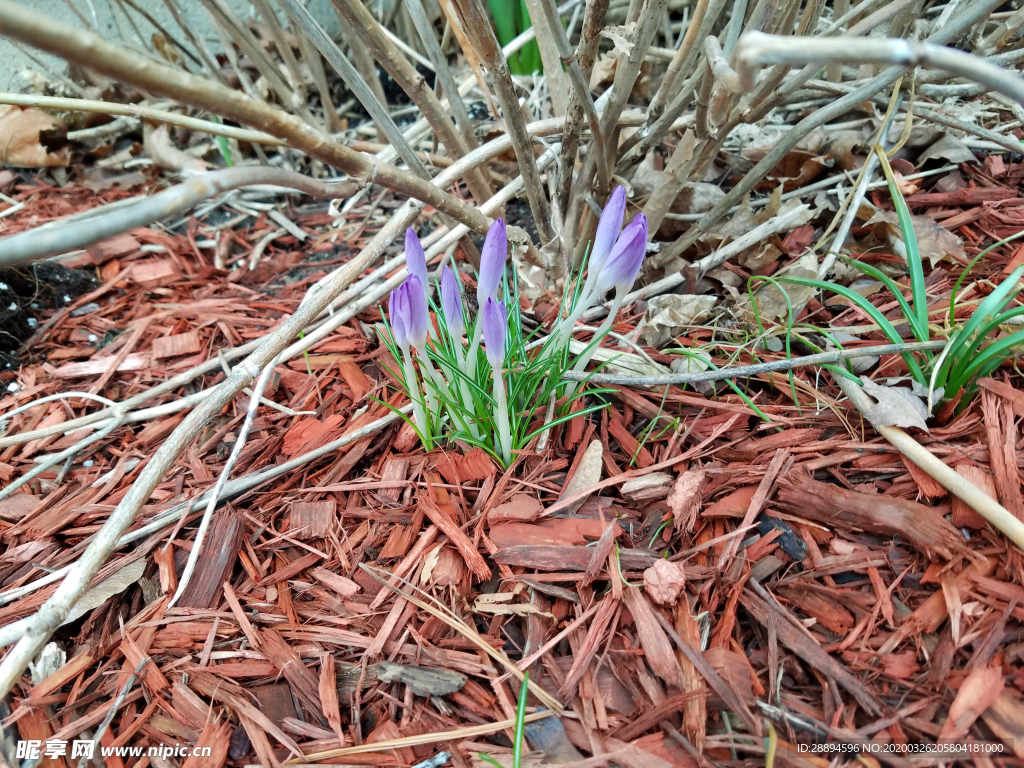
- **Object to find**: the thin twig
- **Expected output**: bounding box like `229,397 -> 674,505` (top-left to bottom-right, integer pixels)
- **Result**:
276,0 -> 433,179
560,341 -> 947,386
168,351 -> 283,608
0,93 -> 281,144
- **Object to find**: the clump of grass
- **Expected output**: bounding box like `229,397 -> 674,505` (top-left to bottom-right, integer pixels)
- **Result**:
756,145 -> 1024,414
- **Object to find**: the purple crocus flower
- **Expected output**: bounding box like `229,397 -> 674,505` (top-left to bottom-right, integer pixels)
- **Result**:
440,265 -> 464,335
405,227 -> 429,294
595,214 -> 648,295
590,185 -> 626,273
477,218 -> 507,304
389,275 -> 429,351
482,296 -> 507,367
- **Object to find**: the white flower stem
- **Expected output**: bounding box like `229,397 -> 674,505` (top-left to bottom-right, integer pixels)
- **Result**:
564,289 -> 626,399
492,366 -> 513,467
451,340 -> 481,439
401,345 -> 430,447
414,345 -> 441,417
465,316 -> 483,378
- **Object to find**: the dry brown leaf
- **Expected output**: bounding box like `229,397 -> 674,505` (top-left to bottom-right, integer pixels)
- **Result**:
917,133 -> 977,165
639,295 -> 716,348
867,209 -> 966,268
0,105 -> 68,167
860,377 -> 930,431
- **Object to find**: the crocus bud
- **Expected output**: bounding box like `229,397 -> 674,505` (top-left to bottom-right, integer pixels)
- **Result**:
477,218 -> 507,304
590,185 -> 626,273
388,284 -> 410,348
405,227 -> 429,294
404,275 -> 429,351
482,297 -> 507,368
596,214 -> 648,295
390,276 -> 429,351
440,265 -> 464,335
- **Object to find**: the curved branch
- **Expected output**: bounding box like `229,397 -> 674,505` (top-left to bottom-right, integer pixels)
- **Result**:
736,32 -> 1024,109
0,166 -> 362,268
0,0 -> 492,234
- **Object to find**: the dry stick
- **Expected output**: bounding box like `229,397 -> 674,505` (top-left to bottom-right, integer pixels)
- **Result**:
0,166 -> 360,267
835,377 -> 1024,552
564,0 -> 668,256
0,0 -> 491,235
0,230 -> 387,694
168,351 -> 283,609
736,33 -> 1024,109
294,25 -> 342,132
161,0 -> 225,84
328,0 -> 494,204
456,0 -> 555,246
0,417 -> 124,502
816,89 -> 903,279
560,340 -> 948,387
523,0 -> 570,116
276,0 -> 432,179
0,93 -> 281,144
251,0 -> 308,106
198,0 -> 317,124
555,0 -> 608,215
619,0 -> 727,165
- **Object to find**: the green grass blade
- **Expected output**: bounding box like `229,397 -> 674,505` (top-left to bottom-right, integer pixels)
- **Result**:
514,671 -> 529,768
943,265 -> 1024,388
950,230 -> 1024,326
840,257 -> 930,343
947,328 -> 1024,395
876,146 -> 928,333
779,276 -> 927,383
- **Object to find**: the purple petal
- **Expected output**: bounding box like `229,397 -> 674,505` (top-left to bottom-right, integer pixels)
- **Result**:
389,284 -> 408,348
482,297 -> 507,368
590,185 -> 626,274
477,218 -> 507,303
405,275 -> 429,350
440,265 -> 464,335
596,214 -> 648,294
405,228 -> 429,294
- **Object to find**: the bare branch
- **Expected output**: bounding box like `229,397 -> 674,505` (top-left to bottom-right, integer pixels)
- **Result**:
737,32 -> 1024,109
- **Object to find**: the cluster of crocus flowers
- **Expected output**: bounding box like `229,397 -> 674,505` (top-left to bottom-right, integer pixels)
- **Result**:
386,186 -> 646,466
388,218 -> 514,463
